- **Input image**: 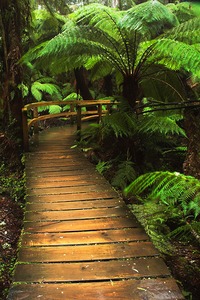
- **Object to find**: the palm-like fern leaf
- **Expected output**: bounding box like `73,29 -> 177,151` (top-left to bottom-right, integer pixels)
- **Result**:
121,0 -> 178,39
31,82 -> 61,101
102,111 -> 137,138
151,39 -> 200,78
138,113 -> 186,137
164,17 -> 200,45
125,171 -> 200,218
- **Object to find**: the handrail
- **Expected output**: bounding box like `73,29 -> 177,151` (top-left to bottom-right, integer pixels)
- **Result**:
22,100 -> 118,151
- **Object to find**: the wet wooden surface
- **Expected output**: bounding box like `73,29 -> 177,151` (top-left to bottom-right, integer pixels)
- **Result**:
8,126 -> 184,299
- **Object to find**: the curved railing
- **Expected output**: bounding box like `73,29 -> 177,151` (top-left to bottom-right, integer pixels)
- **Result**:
22,100 -> 117,151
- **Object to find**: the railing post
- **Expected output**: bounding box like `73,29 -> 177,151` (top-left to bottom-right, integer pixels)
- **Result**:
97,104 -> 102,123
22,107 -> 29,152
33,106 -> 39,134
76,104 -> 82,131
70,103 -> 75,125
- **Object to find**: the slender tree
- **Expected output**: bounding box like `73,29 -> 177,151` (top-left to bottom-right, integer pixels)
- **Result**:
0,0 -> 31,139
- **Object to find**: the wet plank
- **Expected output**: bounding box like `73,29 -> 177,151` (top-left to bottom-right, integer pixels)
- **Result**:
27,179 -> 107,188
8,278 -> 184,300
25,199 -> 124,211
14,258 -> 170,282
21,228 -> 149,247
18,242 -> 158,263
23,216 -> 138,233
26,191 -> 118,203
26,174 -> 102,182
24,207 -> 131,222
27,185 -> 111,196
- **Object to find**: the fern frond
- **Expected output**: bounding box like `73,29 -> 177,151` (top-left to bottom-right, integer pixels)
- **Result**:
102,111 -> 137,138
125,171 -> 200,218
121,0 -> 178,39
49,105 -> 62,114
30,82 -> 61,101
164,17 -> 200,45
111,160 -> 136,189
138,113 -> 186,137
152,38 -> 200,78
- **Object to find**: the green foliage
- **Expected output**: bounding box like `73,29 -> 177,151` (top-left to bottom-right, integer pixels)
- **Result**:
121,0 -> 178,39
49,105 -> 62,114
102,111 -> 137,138
167,2 -> 200,23
138,112 -> 186,137
129,201 -> 174,254
111,158 -> 136,189
30,81 -> 62,101
96,160 -> 112,175
125,171 -> 200,219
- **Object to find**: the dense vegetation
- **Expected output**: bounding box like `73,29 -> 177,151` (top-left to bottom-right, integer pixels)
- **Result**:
0,0 -> 200,299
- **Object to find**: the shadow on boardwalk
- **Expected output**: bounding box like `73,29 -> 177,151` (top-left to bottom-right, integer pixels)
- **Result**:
8,126 -> 184,299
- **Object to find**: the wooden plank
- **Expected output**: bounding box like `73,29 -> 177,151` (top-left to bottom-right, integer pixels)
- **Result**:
27,185 -> 112,196
8,278 -> 185,300
26,159 -> 91,167
26,169 -> 92,177
18,242 -> 158,263
27,179 -> 108,189
23,217 -> 138,233
13,258 -> 170,282
24,207 -> 131,222
21,228 -> 149,247
26,174 -> 102,182
26,165 -> 95,172
26,191 -> 118,203
25,199 -> 124,211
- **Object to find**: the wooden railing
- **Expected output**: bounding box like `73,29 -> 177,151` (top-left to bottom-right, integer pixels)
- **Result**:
22,100 -> 117,151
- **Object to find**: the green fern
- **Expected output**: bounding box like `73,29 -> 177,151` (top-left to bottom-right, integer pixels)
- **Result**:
102,111 -> 137,138
49,105 -> 62,114
121,0 -> 178,39
96,160 -> 112,175
138,113 -> 186,137
111,159 -> 136,190
30,81 -> 61,101
125,171 -> 200,219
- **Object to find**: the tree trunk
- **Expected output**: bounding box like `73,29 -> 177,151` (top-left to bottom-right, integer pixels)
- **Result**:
122,75 -> 139,110
0,0 -> 24,140
103,75 -> 113,96
183,107 -> 200,179
74,67 -> 93,100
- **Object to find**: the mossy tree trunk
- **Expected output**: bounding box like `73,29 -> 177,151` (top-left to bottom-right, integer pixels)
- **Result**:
183,107 -> 200,180
0,0 -> 24,140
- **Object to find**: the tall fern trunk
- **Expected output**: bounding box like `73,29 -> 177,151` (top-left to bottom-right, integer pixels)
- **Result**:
183,108 -> 200,180
122,75 -> 139,110
74,67 -> 93,100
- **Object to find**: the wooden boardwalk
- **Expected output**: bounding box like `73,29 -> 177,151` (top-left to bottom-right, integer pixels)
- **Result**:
8,127 -> 184,299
